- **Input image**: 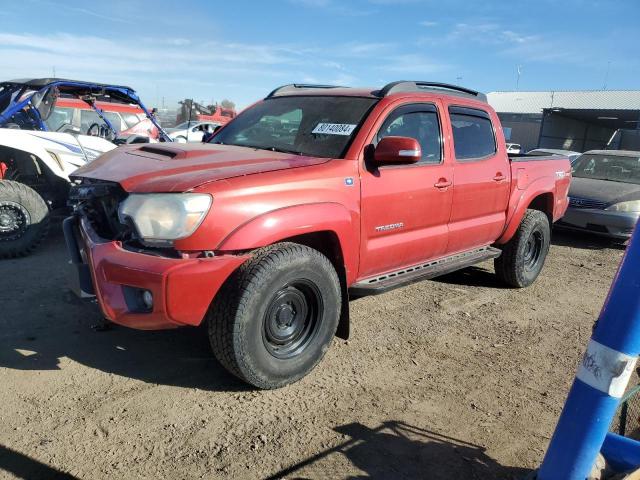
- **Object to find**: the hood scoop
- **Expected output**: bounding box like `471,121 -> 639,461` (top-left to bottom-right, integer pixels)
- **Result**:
137,146 -> 178,159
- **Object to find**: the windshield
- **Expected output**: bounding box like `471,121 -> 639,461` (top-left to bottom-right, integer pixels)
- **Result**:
572,153 -> 640,185
210,96 -> 377,158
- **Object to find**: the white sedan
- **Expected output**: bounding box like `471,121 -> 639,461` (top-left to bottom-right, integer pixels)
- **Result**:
166,121 -> 220,143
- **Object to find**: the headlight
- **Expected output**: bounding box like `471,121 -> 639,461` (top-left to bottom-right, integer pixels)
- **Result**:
606,200 -> 640,213
118,193 -> 212,243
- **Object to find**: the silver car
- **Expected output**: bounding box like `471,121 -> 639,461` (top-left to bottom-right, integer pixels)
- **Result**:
558,150 -> 640,240
165,121 -> 219,143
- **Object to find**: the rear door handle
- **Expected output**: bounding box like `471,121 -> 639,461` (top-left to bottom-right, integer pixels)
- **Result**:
434,179 -> 452,189
493,174 -> 507,182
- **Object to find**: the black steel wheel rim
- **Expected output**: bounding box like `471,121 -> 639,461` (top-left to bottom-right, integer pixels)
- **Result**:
524,229 -> 544,271
0,201 -> 30,241
262,279 -> 323,359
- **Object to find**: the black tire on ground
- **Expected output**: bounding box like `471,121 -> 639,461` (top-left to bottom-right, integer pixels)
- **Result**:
0,180 -> 49,259
494,209 -> 551,288
207,242 -> 341,389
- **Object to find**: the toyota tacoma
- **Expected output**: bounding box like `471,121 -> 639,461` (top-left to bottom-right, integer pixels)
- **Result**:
65,81 -> 571,389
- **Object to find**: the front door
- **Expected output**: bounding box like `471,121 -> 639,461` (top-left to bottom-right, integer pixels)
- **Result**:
359,102 -> 454,279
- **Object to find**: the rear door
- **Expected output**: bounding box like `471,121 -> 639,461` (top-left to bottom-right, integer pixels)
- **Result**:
358,101 -> 454,278
445,104 -> 510,253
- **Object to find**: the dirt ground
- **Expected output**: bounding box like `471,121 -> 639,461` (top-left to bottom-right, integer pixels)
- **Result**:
0,225 -> 627,479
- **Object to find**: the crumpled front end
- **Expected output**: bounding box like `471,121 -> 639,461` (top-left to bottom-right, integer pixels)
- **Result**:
64,181 -> 248,330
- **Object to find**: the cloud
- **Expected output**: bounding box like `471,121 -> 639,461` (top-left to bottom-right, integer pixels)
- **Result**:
420,20 -> 438,27
26,0 -> 135,24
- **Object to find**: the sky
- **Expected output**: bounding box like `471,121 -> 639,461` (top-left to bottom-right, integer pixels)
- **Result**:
0,0 -> 638,109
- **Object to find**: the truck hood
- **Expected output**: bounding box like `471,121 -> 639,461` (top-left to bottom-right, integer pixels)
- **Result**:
569,176 -> 640,205
71,143 -> 329,192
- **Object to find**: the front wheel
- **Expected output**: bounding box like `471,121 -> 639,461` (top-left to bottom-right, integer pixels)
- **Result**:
207,243 -> 341,389
0,180 -> 49,258
494,209 -> 551,288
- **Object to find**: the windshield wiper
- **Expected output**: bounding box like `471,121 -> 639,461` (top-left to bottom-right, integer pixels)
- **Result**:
266,146 -> 303,155
240,144 -> 303,155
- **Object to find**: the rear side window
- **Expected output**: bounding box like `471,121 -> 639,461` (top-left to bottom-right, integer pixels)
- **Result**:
376,104 -> 442,165
449,106 -> 496,161
122,112 -> 142,128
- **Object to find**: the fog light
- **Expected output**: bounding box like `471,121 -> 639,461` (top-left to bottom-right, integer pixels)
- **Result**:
142,290 -> 154,310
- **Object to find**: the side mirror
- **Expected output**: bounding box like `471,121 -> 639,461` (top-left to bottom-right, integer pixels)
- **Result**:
373,136 -> 421,165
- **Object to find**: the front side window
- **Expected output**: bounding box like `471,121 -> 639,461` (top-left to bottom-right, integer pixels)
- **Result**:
211,96 -> 377,158
376,104 -> 442,165
46,107 -> 74,131
450,107 -> 496,161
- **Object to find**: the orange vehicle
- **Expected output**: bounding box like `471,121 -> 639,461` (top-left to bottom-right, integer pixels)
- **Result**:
176,99 -> 236,126
47,98 -> 159,139
65,81 -> 571,389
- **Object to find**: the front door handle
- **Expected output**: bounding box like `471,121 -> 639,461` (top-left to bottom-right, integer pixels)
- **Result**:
493,173 -> 507,182
434,179 -> 452,189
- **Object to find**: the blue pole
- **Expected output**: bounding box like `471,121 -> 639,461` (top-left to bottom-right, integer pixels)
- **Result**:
538,223 -> 640,480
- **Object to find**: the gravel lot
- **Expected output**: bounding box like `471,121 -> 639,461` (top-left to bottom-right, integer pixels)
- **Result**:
0,225 -> 627,479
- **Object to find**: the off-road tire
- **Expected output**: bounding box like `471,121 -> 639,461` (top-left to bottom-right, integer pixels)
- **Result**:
207,242 -> 341,389
494,209 -> 550,288
0,180 -> 49,259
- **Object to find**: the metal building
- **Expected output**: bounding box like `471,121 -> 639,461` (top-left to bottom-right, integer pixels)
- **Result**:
487,90 -> 640,153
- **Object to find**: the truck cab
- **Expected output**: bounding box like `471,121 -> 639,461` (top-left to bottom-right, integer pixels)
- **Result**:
65,81 -> 571,389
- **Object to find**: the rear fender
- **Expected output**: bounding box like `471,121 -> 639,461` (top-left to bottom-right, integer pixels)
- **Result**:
217,202 -> 359,285
496,177 -> 555,244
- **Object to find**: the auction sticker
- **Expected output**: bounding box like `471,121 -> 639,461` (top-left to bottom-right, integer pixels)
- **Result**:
312,123 -> 357,135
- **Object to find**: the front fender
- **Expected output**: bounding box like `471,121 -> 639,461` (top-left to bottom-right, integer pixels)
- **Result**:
217,202 -> 359,284
496,176 -> 555,244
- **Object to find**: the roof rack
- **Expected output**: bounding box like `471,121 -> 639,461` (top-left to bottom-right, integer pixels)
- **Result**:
376,81 -> 487,102
265,83 -> 344,98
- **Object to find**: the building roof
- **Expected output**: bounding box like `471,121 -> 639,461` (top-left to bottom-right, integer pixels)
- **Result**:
487,90 -> 640,114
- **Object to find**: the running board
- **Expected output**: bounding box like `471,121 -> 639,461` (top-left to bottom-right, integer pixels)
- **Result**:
349,246 -> 502,297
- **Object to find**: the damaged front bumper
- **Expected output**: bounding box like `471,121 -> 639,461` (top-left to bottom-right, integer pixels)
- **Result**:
63,215 -> 248,330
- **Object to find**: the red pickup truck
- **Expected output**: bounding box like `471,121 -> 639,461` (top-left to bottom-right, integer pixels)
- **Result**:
65,81 -> 571,389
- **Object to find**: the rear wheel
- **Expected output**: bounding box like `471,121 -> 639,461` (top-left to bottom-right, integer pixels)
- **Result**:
494,209 -> 550,288
207,242 -> 341,389
0,180 -> 49,258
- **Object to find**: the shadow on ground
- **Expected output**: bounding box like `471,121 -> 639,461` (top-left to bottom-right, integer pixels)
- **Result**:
552,228 -> 627,251
265,421 -> 531,480
0,444 -> 78,479
0,228 -> 248,393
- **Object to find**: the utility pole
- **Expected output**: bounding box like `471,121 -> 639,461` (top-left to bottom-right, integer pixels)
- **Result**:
52,66 -> 56,78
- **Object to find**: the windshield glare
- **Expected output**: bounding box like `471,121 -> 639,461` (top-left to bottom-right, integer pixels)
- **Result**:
211,96 -> 377,158
572,153 -> 640,185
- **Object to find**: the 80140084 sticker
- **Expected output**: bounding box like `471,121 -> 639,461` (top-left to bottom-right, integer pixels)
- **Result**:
312,123 -> 357,136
